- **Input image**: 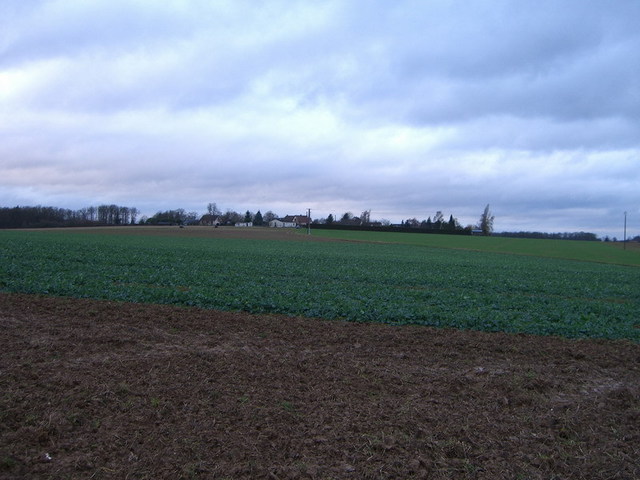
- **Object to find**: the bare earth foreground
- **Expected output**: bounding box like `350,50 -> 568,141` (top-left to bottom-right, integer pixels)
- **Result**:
1,293 -> 638,480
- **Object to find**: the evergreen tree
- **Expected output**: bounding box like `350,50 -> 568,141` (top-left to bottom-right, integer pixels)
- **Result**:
254,210 -> 264,226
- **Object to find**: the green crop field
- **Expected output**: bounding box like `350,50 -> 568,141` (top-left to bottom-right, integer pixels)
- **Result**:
1,228 -> 639,341
311,229 -> 640,266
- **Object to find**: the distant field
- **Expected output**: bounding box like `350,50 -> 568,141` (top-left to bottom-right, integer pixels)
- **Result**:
310,228 -> 640,266
1,227 -> 639,340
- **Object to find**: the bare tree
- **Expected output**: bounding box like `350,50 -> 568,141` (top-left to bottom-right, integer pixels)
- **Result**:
119,206 -> 130,225
207,203 -> 221,216
263,211 -> 278,222
221,209 -> 242,225
433,211 -> 444,228
186,212 -> 199,224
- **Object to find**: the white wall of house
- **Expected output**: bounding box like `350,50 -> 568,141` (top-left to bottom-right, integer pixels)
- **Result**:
269,220 -> 296,228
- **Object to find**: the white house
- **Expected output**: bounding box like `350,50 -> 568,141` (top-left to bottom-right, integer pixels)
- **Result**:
269,219 -> 295,228
270,215 -> 310,228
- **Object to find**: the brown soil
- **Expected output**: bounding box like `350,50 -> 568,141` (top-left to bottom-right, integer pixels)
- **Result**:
1,292 -> 639,480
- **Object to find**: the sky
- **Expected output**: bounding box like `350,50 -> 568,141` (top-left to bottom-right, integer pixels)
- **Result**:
1,0 -> 639,238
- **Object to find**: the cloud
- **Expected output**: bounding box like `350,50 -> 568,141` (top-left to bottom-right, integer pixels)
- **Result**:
1,0 -> 639,237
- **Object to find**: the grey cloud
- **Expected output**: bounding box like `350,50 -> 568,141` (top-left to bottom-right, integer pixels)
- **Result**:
9,0 -> 638,126
1,1 -> 201,66
2,2 -> 344,113
442,116 -> 640,151
338,1 -> 640,127
1,0 -> 639,238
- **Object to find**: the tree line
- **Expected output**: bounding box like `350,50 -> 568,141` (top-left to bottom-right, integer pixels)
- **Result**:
0,202 -> 491,234
318,205 -> 495,235
2,202 -> 610,242
493,231 -> 599,241
142,208 -> 271,226
0,205 -> 139,228
320,210 -> 468,232
0,203 -> 280,228
198,203 -> 279,226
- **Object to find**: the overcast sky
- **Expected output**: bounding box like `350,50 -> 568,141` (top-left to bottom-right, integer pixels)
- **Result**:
1,0 -> 639,237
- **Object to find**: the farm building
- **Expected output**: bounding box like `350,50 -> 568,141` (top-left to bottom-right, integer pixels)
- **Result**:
269,219 -> 295,228
199,214 -> 220,226
270,215 -> 311,228
280,215 -> 311,227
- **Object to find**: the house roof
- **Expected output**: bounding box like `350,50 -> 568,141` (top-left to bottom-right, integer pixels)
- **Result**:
200,214 -> 220,224
281,215 -> 310,224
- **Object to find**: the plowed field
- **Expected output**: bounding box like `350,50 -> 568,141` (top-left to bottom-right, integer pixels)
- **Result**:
1,292 -> 638,479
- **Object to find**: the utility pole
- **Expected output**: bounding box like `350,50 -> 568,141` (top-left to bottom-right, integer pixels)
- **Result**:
624,211 -> 627,250
307,208 -> 311,235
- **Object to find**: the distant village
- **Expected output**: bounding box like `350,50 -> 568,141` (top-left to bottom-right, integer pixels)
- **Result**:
196,204 -> 473,232
0,203 -> 477,233
0,203 -> 624,241
0,203 -> 459,230
198,209 -> 479,234
199,213 -> 311,229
